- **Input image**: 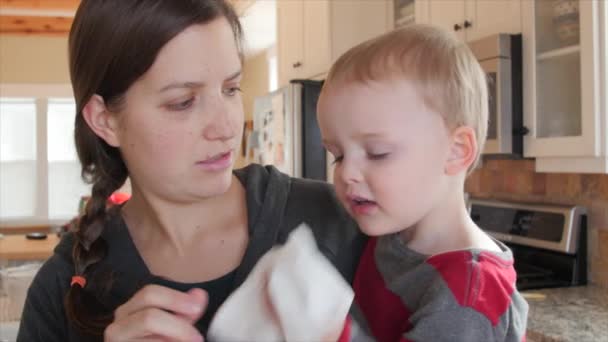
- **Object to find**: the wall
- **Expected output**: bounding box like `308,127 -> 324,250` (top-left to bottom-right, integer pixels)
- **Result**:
466,159 -> 608,288
0,33 -> 264,176
235,49 -> 270,168
0,35 -> 70,84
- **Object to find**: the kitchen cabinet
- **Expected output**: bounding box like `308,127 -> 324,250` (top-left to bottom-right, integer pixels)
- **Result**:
425,0 -> 467,40
277,0 -> 305,87
277,0 -> 327,87
391,0 -> 426,29
277,0 -> 391,87
523,0 -> 608,173
421,0 -> 521,42
331,0 -> 392,62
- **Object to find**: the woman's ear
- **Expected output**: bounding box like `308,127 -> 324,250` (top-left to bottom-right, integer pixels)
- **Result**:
82,95 -> 121,147
445,126 -> 478,175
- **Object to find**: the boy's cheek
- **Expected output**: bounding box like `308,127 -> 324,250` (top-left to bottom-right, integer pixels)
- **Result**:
332,183 -> 349,211
333,177 -> 346,198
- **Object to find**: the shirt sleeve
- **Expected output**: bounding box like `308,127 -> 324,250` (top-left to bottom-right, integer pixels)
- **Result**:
17,255 -> 71,342
402,285 -> 528,342
347,305 -> 526,342
341,315 -> 376,342
402,307 -> 501,342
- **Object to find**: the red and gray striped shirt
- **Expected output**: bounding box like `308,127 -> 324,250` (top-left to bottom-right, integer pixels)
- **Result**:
341,234 -> 528,342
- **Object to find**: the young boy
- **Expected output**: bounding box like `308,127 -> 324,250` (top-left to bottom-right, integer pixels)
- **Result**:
317,25 -> 528,342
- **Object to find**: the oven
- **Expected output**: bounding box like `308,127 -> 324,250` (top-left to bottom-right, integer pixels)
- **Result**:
469,198 -> 587,290
469,34 -> 526,156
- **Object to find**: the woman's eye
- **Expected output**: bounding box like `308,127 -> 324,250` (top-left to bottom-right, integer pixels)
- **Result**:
167,98 -> 195,111
368,153 -> 389,161
223,87 -> 242,97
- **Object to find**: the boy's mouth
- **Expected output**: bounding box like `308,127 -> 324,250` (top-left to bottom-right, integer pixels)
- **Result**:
347,195 -> 378,215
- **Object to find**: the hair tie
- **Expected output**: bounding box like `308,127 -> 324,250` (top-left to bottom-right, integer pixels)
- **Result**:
71,275 -> 87,288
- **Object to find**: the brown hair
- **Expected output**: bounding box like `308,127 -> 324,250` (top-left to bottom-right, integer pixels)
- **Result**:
324,24 -> 488,170
67,0 -> 243,336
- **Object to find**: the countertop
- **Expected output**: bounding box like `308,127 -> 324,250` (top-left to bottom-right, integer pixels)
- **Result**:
0,234 -> 59,261
0,224 -> 52,235
524,286 -> 608,342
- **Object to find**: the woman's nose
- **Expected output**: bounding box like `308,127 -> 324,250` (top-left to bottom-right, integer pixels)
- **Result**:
203,102 -> 237,141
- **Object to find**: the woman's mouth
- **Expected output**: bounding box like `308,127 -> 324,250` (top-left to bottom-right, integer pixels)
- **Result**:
197,151 -> 233,171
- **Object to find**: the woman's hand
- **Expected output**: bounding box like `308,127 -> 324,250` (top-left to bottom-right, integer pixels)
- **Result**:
104,285 -> 207,342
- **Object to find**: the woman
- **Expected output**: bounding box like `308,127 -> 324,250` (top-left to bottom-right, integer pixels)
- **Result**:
17,1 -> 364,341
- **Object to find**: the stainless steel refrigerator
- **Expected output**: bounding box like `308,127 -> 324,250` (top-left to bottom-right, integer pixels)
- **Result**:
248,80 -> 329,181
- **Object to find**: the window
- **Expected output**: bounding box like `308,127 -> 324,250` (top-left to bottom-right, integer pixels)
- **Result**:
0,99 -> 37,219
0,96 -> 91,224
47,99 -> 90,220
268,53 -> 278,92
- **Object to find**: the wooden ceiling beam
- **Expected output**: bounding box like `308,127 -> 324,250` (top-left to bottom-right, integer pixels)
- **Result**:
0,15 -> 72,35
0,0 -> 78,36
0,0 -> 80,11
0,0 -> 254,36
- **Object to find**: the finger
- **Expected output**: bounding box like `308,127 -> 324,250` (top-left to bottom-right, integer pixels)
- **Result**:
114,285 -> 206,320
177,288 -> 208,323
105,307 -> 203,342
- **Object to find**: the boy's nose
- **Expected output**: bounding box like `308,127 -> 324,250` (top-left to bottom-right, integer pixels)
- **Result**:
339,160 -> 363,184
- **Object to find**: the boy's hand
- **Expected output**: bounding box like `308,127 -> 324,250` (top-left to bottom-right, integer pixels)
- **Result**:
323,327 -> 343,342
324,316 -> 351,342
262,267 -> 350,342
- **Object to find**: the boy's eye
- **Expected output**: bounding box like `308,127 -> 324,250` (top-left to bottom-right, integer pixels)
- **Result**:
167,97 -> 195,111
331,155 -> 344,165
223,87 -> 242,96
368,153 -> 389,160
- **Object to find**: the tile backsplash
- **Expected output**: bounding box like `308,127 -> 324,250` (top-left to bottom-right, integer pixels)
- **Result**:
465,159 -> 608,289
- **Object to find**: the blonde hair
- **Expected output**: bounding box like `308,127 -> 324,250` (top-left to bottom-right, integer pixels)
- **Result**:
324,24 -> 488,170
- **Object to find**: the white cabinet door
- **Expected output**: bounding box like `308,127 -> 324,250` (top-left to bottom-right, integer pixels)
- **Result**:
278,0 -> 392,86
602,0 -> 608,162
331,0 -> 391,62
428,0 -> 466,40
523,0 -> 602,158
426,0 -> 521,42
277,0 -> 304,86
466,0 -> 522,41
302,0 -> 330,79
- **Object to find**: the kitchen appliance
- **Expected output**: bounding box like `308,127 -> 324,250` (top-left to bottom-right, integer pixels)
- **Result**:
469,34 -> 527,156
469,198 -> 587,290
249,80 -> 328,181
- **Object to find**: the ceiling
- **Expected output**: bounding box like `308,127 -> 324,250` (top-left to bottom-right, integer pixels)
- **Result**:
239,0 -> 276,56
0,0 -> 277,56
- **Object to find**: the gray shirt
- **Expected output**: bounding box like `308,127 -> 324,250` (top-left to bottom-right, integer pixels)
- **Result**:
17,164 -> 366,341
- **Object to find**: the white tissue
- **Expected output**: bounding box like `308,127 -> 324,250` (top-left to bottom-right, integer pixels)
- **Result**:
208,224 -> 354,342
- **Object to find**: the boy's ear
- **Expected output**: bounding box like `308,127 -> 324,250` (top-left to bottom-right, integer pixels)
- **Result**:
82,95 -> 121,148
445,126 -> 478,175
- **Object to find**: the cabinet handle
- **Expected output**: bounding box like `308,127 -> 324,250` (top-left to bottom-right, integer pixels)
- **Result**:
292,62 -> 302,68
513,126 -> 530,136
453,23 -> 462,31
464,20 -> 472,28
